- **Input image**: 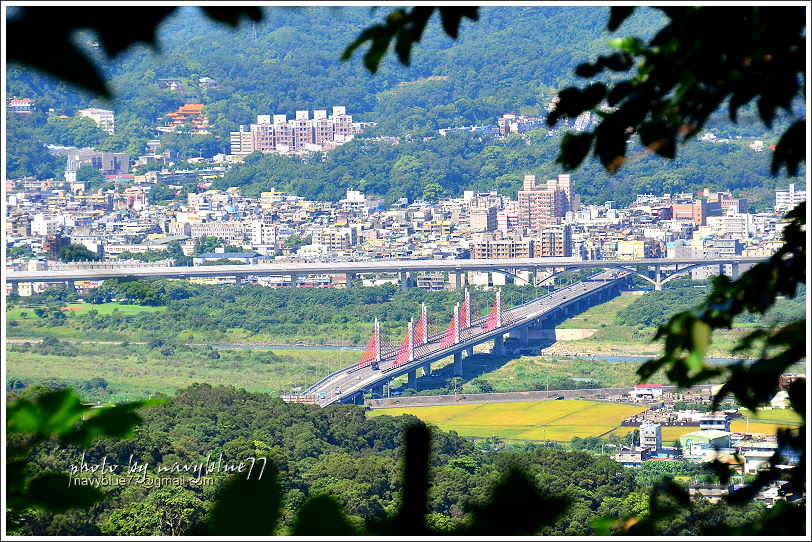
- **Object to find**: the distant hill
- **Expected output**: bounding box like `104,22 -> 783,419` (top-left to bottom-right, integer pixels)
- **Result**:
6,6 -> 803,204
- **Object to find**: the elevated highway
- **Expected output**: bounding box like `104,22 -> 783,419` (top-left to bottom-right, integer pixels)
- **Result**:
306,269 -> 630,406
5,256 -> 763,291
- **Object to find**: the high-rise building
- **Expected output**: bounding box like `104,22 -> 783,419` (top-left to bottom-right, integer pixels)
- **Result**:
517,174 -> 576,231
77,108 -> 115,134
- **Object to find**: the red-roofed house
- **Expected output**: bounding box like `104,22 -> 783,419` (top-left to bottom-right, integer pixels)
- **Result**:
7,97 -> 34,113
631,384 -> 664,400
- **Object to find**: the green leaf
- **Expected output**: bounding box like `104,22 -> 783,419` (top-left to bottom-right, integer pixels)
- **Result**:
690,319 -> 711,357
607,7 -> 636,31
607,37 -> 645,54
26,472 -> 104,512
207,459 -> 281,535
291,495 -> 358,536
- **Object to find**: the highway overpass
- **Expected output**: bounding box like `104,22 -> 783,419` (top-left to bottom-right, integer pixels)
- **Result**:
5,256 -> 764,291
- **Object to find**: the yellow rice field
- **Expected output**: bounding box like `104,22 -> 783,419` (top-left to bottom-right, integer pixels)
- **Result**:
368,400 -> 647,441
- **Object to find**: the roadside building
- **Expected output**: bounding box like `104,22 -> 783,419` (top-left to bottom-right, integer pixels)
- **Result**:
640,422 -> 662,451
688,484 -> 734,504
613,446 -> 652,467
679,429 -> 732,454
699,413 -> 731,432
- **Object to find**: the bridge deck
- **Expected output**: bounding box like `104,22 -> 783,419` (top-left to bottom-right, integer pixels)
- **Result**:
5,257 -> 762,283
306,269 -> 630,406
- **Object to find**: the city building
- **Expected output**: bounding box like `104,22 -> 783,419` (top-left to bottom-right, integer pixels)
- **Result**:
497,113 -> 545,135
471,238 -> 534,259
64,150 -> 130,181
640,422 -> 662,451
518,174 -> 577,231
7,97 -> 34,113
229,106 -> 357,155
534,225 -> 572,257
613,446 -> 652,467
77,108 -> 115,134
775,184 -> 806,213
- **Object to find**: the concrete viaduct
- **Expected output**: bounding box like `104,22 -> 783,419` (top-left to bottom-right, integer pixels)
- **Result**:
5,256 -> 763,293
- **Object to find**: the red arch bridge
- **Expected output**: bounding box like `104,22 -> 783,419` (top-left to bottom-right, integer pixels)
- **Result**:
301,269 -> 630,406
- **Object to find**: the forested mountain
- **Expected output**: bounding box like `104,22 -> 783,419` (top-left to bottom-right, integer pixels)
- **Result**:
10,384 -> 766,536
7,6 -> 803,204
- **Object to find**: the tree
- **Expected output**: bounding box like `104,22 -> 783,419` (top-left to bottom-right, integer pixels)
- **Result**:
73,165 -> 105,185
58,243 -> 99,262
421,182 -> 445,202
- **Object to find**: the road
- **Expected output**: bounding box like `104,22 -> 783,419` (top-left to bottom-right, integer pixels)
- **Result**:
4,257 -> 761,283
306,269 -> 629,406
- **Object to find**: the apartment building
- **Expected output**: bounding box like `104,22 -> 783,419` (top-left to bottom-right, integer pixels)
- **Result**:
314,227 -> 358,251
470,206 -> 498,231
640,422 -> 662,451
497,113 -> 545,135
77,108 -> 115,134
775,183 -> 806,213
534,225 -> 572,257
230,106 -> 356,155
518,174 -> 576,231
471,238 -> 534,259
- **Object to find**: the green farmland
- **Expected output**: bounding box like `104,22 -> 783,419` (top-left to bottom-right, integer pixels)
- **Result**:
368,399 -> 646,441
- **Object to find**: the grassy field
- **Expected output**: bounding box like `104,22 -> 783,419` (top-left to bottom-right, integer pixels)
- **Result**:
462,354 -> 666,392
557,295 -> 638,329
738,409 -> 803,425
6,343 -> 359,403
368,399 -> 647,441
548,292 -> 770,358
544,320 -> 765,358
8,302 -> 166,319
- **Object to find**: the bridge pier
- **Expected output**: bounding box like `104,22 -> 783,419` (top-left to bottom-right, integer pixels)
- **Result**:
399,271 -> 411,291
465,346 -> 474,357
345,273 -> 356,288
371,384 -> 384,397
291,274 -> 302,287
449,270 -> 465,290
732,262 -> 739,280
407,369 -> 417,388
422,363 -> 432,377
492,335 -> 504,356
511,326 -> 529,346
65,280 -> 76,291
453,351 -> 463,376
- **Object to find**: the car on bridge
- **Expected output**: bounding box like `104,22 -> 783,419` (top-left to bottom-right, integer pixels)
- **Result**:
319,392 -> 326,400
